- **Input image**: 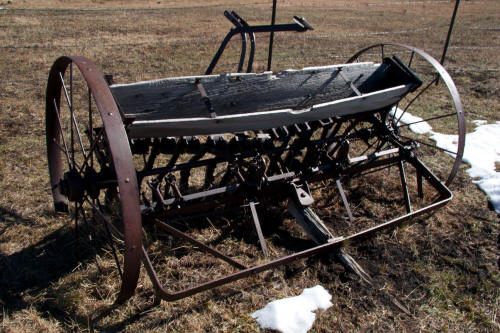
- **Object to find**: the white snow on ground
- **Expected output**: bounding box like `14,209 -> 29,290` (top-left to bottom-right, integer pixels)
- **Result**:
472,120 -> 488,126
431,121 -> 500,212
251,285 -> 333,333
392,107 -> 500,213
390,107 -> 433,134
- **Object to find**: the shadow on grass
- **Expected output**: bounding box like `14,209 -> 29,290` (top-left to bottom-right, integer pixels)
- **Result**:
0,206 -> 111,329
0,206 -> 36,236
0,208 -> 91,310
0,206 -> 242,331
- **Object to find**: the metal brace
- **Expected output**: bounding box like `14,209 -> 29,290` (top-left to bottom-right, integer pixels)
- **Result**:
195,79 -> 216,118
290,181 -> 314,206
338,70 -> 362,96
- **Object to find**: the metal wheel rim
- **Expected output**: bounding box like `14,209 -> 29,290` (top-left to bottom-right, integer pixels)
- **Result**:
45,56 -> 142,303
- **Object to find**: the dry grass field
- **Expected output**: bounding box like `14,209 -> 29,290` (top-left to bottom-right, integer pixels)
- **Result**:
1,0 -> 499,332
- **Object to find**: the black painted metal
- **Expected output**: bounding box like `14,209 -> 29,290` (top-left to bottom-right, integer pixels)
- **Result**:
137,155 -> 453,302
205,10 -> 312,75
230,11 -> 256,73
440,0 -> 461,65
267,0 -> 277,72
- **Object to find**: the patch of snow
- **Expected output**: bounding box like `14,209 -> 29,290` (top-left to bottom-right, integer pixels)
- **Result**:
251,285 -> 333,333
390,107 -> 433,134
432,121 -> 500,212
391,106 -> 500,212
391,106 -> 500,213
472,119 -> 487,126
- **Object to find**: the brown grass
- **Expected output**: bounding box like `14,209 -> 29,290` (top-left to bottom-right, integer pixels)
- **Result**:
1,0 -> 499,332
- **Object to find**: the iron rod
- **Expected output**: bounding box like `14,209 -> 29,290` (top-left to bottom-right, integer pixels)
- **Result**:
336,178 -> 354,222
398,135 -> 457,155
52,98 -> 72,169
396,76 -> 439,125
153,218 -> 247,269
397,112 -> 457,129
267,0 -> 277,71
440,0 -> 461,65
398,161 -> 412,213
249,200 -> 269,257
70,62 -> 74,167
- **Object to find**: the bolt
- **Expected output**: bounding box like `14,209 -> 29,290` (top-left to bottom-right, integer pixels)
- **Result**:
108,112 -> 113,116
125,177 -> 130,183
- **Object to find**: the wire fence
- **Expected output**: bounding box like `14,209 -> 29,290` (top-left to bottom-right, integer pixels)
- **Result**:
1,1 -> 498,83
1,1 -> 488,11
0,24 -> 498,49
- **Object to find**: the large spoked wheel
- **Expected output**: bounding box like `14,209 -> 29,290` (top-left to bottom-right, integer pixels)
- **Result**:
348,43 -> 465,187
46,56 -> 142,303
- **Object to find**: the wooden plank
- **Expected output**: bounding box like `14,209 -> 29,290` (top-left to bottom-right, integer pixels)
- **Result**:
110,62 -> 383,121
126,85 -> 411,138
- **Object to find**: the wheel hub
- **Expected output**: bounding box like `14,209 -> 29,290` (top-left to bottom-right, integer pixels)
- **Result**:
59,169 -> 86,202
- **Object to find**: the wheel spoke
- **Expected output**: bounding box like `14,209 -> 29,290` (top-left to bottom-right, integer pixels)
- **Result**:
52,98 -> 72,169
51,137 -> 69,155
103,215 -> 123,280
72,114 -> 87,157
78,127 -> 104,175
69,63 -> 75,167
59,72 -> 72,110
398,134 -> 457,155
396,112 -> 456,129
74,201 -> 79,233
88,87 -> 93,168
407,51 -> 415,69
87,198 -> 124,279
79,204 -> 103,274
396,75 -> 439,125
59,69 -> 87,158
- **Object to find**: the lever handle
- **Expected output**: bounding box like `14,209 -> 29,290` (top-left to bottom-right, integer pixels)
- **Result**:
293,16 -> 314,30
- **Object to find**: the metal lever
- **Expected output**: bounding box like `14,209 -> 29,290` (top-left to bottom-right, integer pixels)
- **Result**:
293,16 -> 314,30
230,11 -> 256,73
195,79 -> 216,118
206,10 -> 313,75
224,11 -> 247,73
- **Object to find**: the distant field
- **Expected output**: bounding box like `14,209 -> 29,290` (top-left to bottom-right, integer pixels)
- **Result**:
0,0 -> 499,332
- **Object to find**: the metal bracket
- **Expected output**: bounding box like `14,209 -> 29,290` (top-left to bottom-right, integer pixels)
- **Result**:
195,79 -> 216,118
336,178 -> 354,222
249,200 -> 269,257
290,181 -> 314,206
338,70 -> 362,96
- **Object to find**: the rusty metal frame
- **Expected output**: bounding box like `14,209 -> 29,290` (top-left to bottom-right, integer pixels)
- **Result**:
136,155 -> 452,302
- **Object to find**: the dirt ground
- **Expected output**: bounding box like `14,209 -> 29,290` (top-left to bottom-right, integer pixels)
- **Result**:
0,0 -> 499,332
